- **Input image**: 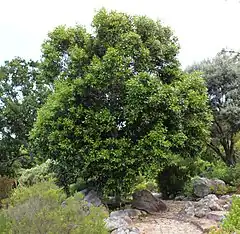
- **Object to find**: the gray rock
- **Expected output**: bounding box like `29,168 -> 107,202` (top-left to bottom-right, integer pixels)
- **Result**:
110,209 -> 141,219
206,211 -> 227,222
111,227 -> 140,234
184,201 -> 195,217
84,190 -> 102,207
193,177 -> 226,198
193,177 -> 211,197
105,216 -> 132,232
223,203 -> 231,210
195,206 -> 210,218
175,195 -> 186,201
124,209 -> 142,218
110,210 -> 127,218
132,190 -> 167,213
220,195 -> 231,200
183,194 -> 226,218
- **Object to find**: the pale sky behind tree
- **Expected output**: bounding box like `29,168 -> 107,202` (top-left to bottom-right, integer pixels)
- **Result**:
1,0 -> 240,68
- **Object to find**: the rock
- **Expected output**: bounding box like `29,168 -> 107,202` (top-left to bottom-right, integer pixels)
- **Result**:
110,210 -> 127,218
105,216 -> 132,232
111,227 -> 140,234
84,190 -> 102,207
195,206 -> 210,218
184,201 -> 195,217
110,209 -> 141,219
175,195 -> 185,201
182,194 -> 227,218
223,203 -> 231,210
152,192 -> 163,199
132,190 -> 167,214
206,211 -> 227,222
220,195 -> 232,200
193,177 -> 211,197
124,209 -> 142,218
193,177 -> 227,197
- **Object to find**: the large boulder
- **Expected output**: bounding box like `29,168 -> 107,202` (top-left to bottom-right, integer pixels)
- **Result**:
193,177 -> 226,197
132,190 -> 167,214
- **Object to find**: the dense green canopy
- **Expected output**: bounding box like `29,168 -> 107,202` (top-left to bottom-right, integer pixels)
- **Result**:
188,51 -> 240,166
29,9 -> 212,195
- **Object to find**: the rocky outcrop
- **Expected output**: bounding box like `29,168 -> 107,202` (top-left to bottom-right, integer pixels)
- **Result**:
132,189 -> 167,214
193,177 -> 226,197
183,194 -> 230,219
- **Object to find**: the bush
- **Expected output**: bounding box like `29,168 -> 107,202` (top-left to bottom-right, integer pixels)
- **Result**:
202,161 -> 240,189
201,161 -> 233,185
0,176 -> 15,206
210,196 -> 240,233
69,177 -> 87,196
18,159 -> 55,186
157,165 -> 193,198
133,175 -> 158,193
0,181 -> 108,234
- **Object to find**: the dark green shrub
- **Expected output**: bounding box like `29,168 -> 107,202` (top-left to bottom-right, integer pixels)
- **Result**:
157,165 -> 192,198
0,181 -> 108,234
69,177 -> 87,195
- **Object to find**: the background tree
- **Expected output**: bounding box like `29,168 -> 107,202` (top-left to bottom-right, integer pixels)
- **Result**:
0,58 -> 50,176
30,9 -> 212,196
187,51 -> 240,166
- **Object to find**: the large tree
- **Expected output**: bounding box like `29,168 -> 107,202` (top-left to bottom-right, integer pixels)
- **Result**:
31,9 -> 211,195
187,51 -> 240,166
0,58 -> 50,176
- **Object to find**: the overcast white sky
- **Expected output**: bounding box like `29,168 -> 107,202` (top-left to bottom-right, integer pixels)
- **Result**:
1,0 -> 240,68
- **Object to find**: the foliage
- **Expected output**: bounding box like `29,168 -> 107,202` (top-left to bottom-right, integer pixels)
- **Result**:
69,177 -> 87,196
0,181 -> 108,234
201,160 -> 233,184
187,51 -> 240,166
0,58 -> 50,176
133,175 -> 158,193
30,9 -> 212,196
18,159 -> 55,186
0,176 -> 15,206
201,160 -> 240,188
157,163 -> 194,197
209,197 -> 240,233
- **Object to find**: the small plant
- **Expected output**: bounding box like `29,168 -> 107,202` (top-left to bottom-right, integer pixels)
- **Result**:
0,180 -> 108,234
210,196 -> 240,233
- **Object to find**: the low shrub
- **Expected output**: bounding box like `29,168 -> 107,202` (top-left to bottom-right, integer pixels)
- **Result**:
0,176 -> 16,207
0,180 -> 108,234
69,177 -> 87,196
210,196 -> 240,233
18,159 -> 55,186
157,165 -> 192,198
133,175 -> 158,193
201,161 -> 233,185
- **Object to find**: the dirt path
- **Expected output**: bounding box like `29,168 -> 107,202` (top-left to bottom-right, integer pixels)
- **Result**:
135,217 -> 203,234
133,201 -> 215,234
